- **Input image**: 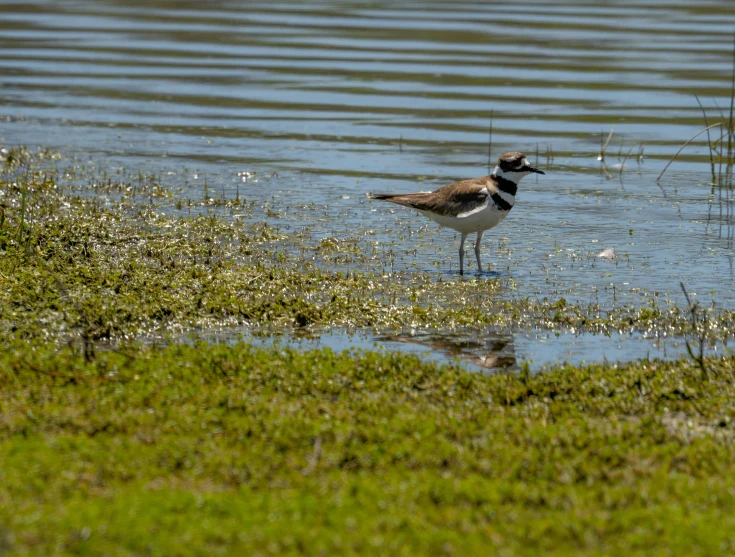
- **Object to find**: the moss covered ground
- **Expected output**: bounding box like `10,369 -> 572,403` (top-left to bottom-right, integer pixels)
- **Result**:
3,343 -> 735,555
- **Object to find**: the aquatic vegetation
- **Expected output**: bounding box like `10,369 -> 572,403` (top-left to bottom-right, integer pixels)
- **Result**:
1,147 -> 732,350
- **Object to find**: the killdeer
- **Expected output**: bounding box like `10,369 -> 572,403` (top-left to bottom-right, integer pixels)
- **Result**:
367,152 -> 545,274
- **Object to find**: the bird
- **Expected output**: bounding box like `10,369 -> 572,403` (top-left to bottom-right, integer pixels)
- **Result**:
367,151 -> 545,275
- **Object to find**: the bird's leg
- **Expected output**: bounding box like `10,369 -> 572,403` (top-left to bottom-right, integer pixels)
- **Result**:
459,232 -> 468,275
474,231 -> 484,273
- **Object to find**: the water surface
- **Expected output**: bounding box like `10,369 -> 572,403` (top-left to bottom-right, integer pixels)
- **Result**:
2,0 -> 735,368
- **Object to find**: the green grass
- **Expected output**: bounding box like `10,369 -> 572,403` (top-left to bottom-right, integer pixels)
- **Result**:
2,342 -> 735,555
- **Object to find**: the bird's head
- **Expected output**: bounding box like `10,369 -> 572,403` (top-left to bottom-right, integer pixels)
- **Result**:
492,152 -> 545,183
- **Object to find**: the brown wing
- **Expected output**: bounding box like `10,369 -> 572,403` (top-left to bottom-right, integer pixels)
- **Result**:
368,177 -> 496,216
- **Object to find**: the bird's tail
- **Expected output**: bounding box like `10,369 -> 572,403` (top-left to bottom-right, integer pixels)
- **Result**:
365,191 -> 426,210
366,192 -> 402,200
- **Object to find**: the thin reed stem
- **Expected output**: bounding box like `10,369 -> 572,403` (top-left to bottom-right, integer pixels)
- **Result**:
728,32 -> 735,176
656,123 -> 722,182
619,146 -> 635,187
598,127 -> 614,161
487,109 -> 493,175
694,94 -> 716,182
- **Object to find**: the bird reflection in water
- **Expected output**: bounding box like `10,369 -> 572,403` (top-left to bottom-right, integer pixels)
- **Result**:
377,331 -> 516,372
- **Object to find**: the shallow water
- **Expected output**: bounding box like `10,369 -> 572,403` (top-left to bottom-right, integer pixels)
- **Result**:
189,327 -> 725,373
2,0 -> 735,367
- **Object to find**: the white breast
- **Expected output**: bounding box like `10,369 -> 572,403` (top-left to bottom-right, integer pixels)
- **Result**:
419,198 -> 511,233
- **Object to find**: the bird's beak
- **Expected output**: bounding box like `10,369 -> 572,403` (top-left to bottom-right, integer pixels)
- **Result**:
528,166 -> 545,175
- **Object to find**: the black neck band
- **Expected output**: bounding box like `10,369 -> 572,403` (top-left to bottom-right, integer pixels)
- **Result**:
491,193 -> 513,212
493,175 -> 518,196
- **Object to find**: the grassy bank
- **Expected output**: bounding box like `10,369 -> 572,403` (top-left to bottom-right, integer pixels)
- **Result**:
2,342 -> 735,555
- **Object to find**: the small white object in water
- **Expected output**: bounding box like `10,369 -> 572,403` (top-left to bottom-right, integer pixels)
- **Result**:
597,247 -> 616,260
